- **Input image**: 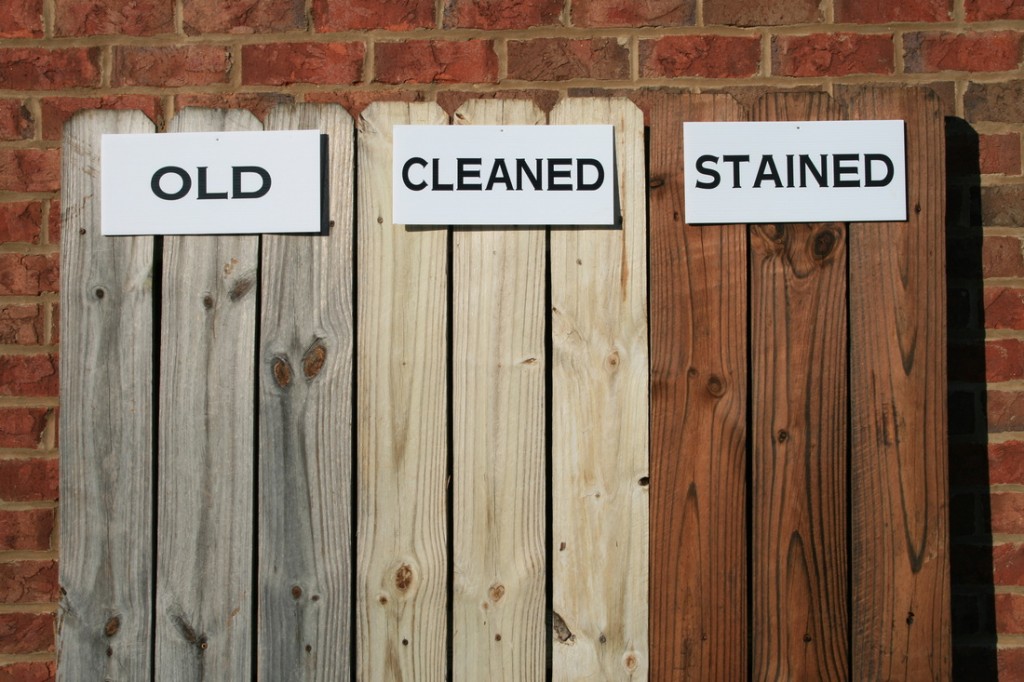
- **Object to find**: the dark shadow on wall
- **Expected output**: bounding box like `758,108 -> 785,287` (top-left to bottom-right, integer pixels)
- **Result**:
945,117 -> 998,679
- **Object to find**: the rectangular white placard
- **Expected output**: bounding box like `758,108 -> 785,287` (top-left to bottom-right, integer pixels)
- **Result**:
683,120 -> 907,224
101,129 -> 322,235
392,125 -> 614,226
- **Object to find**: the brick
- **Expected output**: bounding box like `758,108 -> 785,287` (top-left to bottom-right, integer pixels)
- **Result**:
0,0 -> 43,38
988,389 -> 1024,431
0,100 -> 33,140
242,42 -> 364,86
183,0 -> 305,34
313,0 -> 434,31
981,186 -> 1024,227
375,40 -> 498,84
835,0 -> 951,22
984,287 -> 1024,329
992,493 -> 1024,534
999,646 -> 1024,676
40,96 -> 160,141
112,46 -> 230,87
47,200 -> 59,246
773,33 -> 894,77
0,509 -> 53,551
0,561 -> 58,603
994,542 -> 1024,584
572,0 -> 693,26
905,31 -> 1024,73
0,150 -> 59,193
980,133 -> 1021,176
966,0 -> 1024,20
0,408 -> 47,448
55,0 -> 173,36
50,303 -> 59,345
0,255 -> 59,296
0,305 -> 44,346
0,459 -> 58,502
965,80 -> 1024,124
985,338 -> 1024,382
0,48 -> 101,91
705,0 -> 819,26
508,38 -> 629,81
306,90 -> 426,118
0,202 -> 42,244
0,662 -> 57,682
988,441 -> 1024,485
444,0 -> 563,28
640,35 -> 761,78
981,236 -> 1024,278
0,612 -> 53,654
0,354 -> 58,397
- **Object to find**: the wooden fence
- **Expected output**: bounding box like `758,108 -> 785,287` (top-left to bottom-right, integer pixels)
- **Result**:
58,90 -> 948,680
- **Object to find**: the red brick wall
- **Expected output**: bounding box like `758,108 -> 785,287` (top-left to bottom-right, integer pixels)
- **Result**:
0,0 -> 1021,678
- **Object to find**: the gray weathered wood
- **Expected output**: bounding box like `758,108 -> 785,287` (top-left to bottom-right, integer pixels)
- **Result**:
550,98 -> 649,681
258,104 -> 354,680
154,108 -> 261,681
58,109 -> 156,682
355,102 -> 449,681
451,99 -> 547,682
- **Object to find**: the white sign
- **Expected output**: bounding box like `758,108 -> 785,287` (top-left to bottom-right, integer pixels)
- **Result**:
392,125 -> 614,226
683,120 -> 906,224
101,130 -> 322,235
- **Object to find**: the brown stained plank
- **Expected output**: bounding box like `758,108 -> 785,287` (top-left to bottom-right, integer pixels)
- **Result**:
750,93 -> 849,681
844,87 -> 951,680
649,93 -> 748,680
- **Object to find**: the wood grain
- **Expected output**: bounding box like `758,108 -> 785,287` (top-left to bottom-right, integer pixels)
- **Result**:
154,108 -> 261,681
449,99 -> 547,682
58,110 -> 156,681
355,102 -> 449,681
550,97 -> 649,681
750,93 -> 849,681
844,87 -> 951,680
648,93 -> 748,681
258,104 -> 354,680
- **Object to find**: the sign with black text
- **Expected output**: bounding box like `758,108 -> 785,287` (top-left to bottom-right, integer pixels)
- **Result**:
101,130 -> 322,235
683,120 -> 906,224
392,125 -> 614,226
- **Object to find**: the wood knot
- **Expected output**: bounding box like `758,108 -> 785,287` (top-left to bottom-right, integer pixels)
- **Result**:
623,653 -> 638,672
599,633 -> 607,644
638,476 -> 650,487
606,351 -> 620,368
202,293 -> 214,310
93,287 -> 106,300
802,634 -> 812,643
229,276 -> 254,302
812,229 -> 837,259
906,611 -> 915,625
777,429 -> 789,443
706,375 -> 725,398
488,584 -> 505,603
272,356 -> 292,388
648,177 -> 665,189
395,564 -> 413,593
291,585 -> 302,600
104,615 -> 121,637
552,612 -> 575,644
495,634 -> 502,642
303,340 -> 327,380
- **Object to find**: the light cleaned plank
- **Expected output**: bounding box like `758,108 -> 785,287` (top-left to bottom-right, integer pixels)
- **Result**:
750,93 -> 849,681
258,104 -> 354,680
356,102 -> 449,681
648,93 -> 748,681
845,87 -> 951,680
550,97 -> 648,681
58,110 -> 156,682
154,108 -> 261,681
451,99 -> 547,682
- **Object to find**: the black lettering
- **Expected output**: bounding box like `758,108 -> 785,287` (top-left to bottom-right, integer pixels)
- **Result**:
576,158 -> 604,191
486,159 -> 513,191
402,157 -> 427,191
232,166 -> 271,199
864,153 -> 894,187
722,155 -> 750,189
516,158 -> 542,191
695,155 -> 720,189
432,158 -> 453,191
151,166 -> 191,200
547,158 -> 573,191
457,158 -> 482,191
753,155 -> 782,188
833,153 -> 860,187
785,155 -> 795,188
197,166 -> 228,200
799,154 -> 828,188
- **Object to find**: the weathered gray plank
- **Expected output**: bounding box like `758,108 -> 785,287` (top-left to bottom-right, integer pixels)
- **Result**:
258,104 -> 354,680
58,109 -> 156,682
550,97 -> 649,681
154,108 -> 261,681
355,102 -> 449,681
451,99 -> 547,682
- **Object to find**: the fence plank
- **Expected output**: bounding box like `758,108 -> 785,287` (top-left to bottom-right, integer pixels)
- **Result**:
450,99 -> 547,682
356,102 -> 449,681
154,108 -> 261,681
550,97 -> 649,681
257,104 -> 354,680
844,87 -> 951,680
750,93 -> 849,681
648,93 -> 748,680
58,110 -> 156,681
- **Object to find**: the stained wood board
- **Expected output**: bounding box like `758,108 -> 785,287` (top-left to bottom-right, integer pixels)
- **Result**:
549,97 -> 649,681
58,109 -> 156,681
648,93 -> 748,680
